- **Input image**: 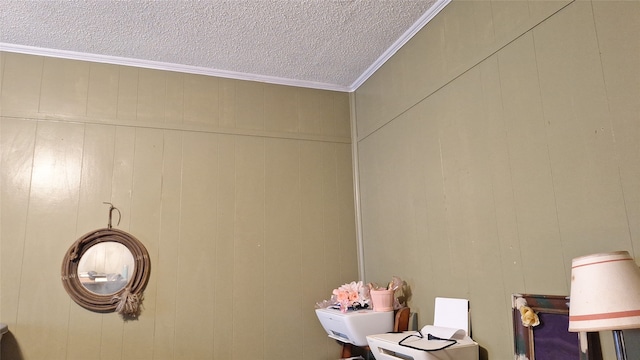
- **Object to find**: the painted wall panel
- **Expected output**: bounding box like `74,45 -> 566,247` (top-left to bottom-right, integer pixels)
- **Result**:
299,141 -> 333,360
336,143 -> 358,277
265,85 -> 299,133
355,1 -> 638,359
87,63 -> 120,120
0,118 -> 37,330
0,52 -> 4,96
173,130 -> 218,358
163,72 -> 185,126
264,139 -> 302,357
17,121 -> 84,358
359,110 -> 422,285
0,53 -> 43,115
452,66 -> 512,352
490,0 -> 531,38
66,124 -> 116,360
355,0 -> 571,141
183,73 -> 219,128
235,81 -> 265,131
436,72 -> 482,298
152,130 -> 183,359
218,78 -> 237,129
592,0 -> 640,258
100,126 -> 136,360
116,67 -> 139,122
123,127 -> 165,358
497,33 -> 567,295
213,135 -> 236,360
40,59 -> 89,116
137,70 -> 168,125
321,143 -> 346,288
1,51 -> 353,359
298,88 -> 329,135
333,91 -> 351,138
442,0 -> 485,72
477,55 -> 525,304
399,21 -> 443,107
232,136 -> 266,359
411,98 -> 448,320
533,0 -> 631,259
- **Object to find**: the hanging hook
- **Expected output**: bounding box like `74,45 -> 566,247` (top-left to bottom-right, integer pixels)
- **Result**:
103,202 -> 121,229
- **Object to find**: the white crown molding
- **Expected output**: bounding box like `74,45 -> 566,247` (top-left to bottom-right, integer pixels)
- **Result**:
0,43 -> 350,92
347,0 -> 451,92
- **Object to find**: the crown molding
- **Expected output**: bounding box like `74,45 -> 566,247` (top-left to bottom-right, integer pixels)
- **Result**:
347,0 -> 451,92
0,43 -> 350,92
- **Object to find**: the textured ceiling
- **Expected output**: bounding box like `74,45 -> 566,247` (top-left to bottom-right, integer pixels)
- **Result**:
0,0 -> 448,92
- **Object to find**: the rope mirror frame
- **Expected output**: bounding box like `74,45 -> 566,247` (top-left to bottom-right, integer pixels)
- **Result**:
61,227 -> 151,319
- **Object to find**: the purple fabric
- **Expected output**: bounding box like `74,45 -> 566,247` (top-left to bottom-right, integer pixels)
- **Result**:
533,312 -> 579,360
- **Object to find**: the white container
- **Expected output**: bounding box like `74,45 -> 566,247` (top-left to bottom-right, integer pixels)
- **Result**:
315,308 -> 393,346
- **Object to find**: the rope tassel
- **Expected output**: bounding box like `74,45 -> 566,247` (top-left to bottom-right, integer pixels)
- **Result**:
112,288 -> 142,318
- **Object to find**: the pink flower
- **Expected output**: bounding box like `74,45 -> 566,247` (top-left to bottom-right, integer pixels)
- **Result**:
331,281 -> 370,312
335,290 -> 350,302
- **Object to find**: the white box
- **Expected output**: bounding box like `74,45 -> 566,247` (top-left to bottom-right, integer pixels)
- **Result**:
315,308 -> 394,346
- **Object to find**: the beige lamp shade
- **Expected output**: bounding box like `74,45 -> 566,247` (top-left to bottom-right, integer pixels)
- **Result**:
569,251 -> 640,332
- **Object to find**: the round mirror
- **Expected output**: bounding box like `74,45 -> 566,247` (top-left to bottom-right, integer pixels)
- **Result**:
62,228 -> 150,318
78,242 -> 134,295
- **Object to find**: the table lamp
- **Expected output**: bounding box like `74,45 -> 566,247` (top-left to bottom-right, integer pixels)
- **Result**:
569,251 -> 640,360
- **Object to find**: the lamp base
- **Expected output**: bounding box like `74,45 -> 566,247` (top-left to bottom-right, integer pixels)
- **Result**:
613,329 -> 627,360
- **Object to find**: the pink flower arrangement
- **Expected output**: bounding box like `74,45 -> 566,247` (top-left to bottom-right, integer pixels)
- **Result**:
322,281 -> 369,313
315,277 -> 406,313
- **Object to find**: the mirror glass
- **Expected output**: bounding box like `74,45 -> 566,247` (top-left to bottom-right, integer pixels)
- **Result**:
77,242 -> 134,295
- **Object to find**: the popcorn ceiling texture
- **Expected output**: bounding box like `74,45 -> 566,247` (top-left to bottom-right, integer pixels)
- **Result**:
0,0 -> 438,89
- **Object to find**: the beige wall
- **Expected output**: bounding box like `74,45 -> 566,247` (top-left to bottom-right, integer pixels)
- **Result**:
0,53 -> 357,359
355,0 -> 639,359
